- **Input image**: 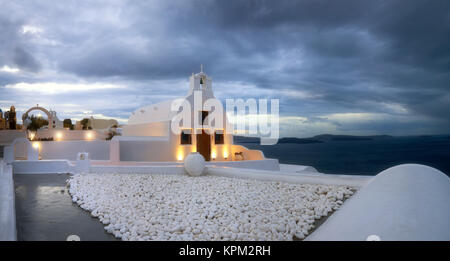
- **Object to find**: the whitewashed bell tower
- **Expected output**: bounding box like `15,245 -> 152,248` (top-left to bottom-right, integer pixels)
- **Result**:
188,64 -> 214,99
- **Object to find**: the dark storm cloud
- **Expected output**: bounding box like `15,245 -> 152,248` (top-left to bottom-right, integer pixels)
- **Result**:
13,47 -> 41,72
0,16 -> 41,73
1,0 -> 450,135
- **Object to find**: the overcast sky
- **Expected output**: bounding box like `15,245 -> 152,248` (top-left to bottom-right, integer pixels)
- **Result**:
1,0 -> 449,137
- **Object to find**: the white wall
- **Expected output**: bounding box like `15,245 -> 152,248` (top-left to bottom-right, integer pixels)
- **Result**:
0,162 -> 16,240
114,131 -> 236,162
122,121 -> 169,137
2,138 -> 39,162
119,140 -> 176,161
207,166 -> 371,187
2,131 -> 265,163
208,159 -> 280,171
36,140 -> 110,160
13,141 -> 27,159
116,140 -> 263,163
306,164 -> 450,241
36,129 -> 106,141
0,130 -> 26,145
10,158 -> 281,175
10,138 -> 265,163
231,145 -> 265,160
12,160 -> 72,174
91,165 -> 186,175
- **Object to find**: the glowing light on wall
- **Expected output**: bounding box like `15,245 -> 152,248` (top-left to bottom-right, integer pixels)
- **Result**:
86,132 -> 93,140
176,145 -> 185,161
32,142 -> 40,149
211,151 -> 216,160
223,150 -> 228,159
177,151 -> 184,161
29,132 -> 35,141
56,132 -> 62,140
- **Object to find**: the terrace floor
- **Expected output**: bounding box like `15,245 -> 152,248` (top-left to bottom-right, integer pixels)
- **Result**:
14,174 -> 117,241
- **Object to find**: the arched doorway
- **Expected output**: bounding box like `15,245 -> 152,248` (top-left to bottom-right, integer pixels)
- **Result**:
22,105 -> 54,130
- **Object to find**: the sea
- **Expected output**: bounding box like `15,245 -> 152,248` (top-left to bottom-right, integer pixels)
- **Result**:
237,135 -> 450,176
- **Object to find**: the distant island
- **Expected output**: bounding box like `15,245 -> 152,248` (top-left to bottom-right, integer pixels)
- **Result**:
234,134 -> 393,144
312,134 -> 392,142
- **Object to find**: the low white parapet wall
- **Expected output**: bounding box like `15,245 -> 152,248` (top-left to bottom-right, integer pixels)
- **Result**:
90,165 -> 186,175
208,158 -> 280,171
36,140 -> 110,161
10,158 -> 280,175
206,166 -> 372,188
0,161 -> 17,241
89,159 -> 279,174
12,158 -> 362,188
12,160 -> 73,174
279,164 -> 319,174
91,158 -> 280,171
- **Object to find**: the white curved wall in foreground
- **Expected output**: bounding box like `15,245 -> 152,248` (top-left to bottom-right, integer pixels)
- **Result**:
307,164 -> 450,241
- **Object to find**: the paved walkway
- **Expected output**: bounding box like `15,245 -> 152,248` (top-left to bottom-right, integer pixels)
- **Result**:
14,174 -> 118,241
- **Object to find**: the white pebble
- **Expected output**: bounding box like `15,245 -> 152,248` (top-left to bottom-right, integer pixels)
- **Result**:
67,173 -> 355,241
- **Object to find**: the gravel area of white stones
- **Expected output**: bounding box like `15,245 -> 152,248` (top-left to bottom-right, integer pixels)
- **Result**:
68,173 -> 355,241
